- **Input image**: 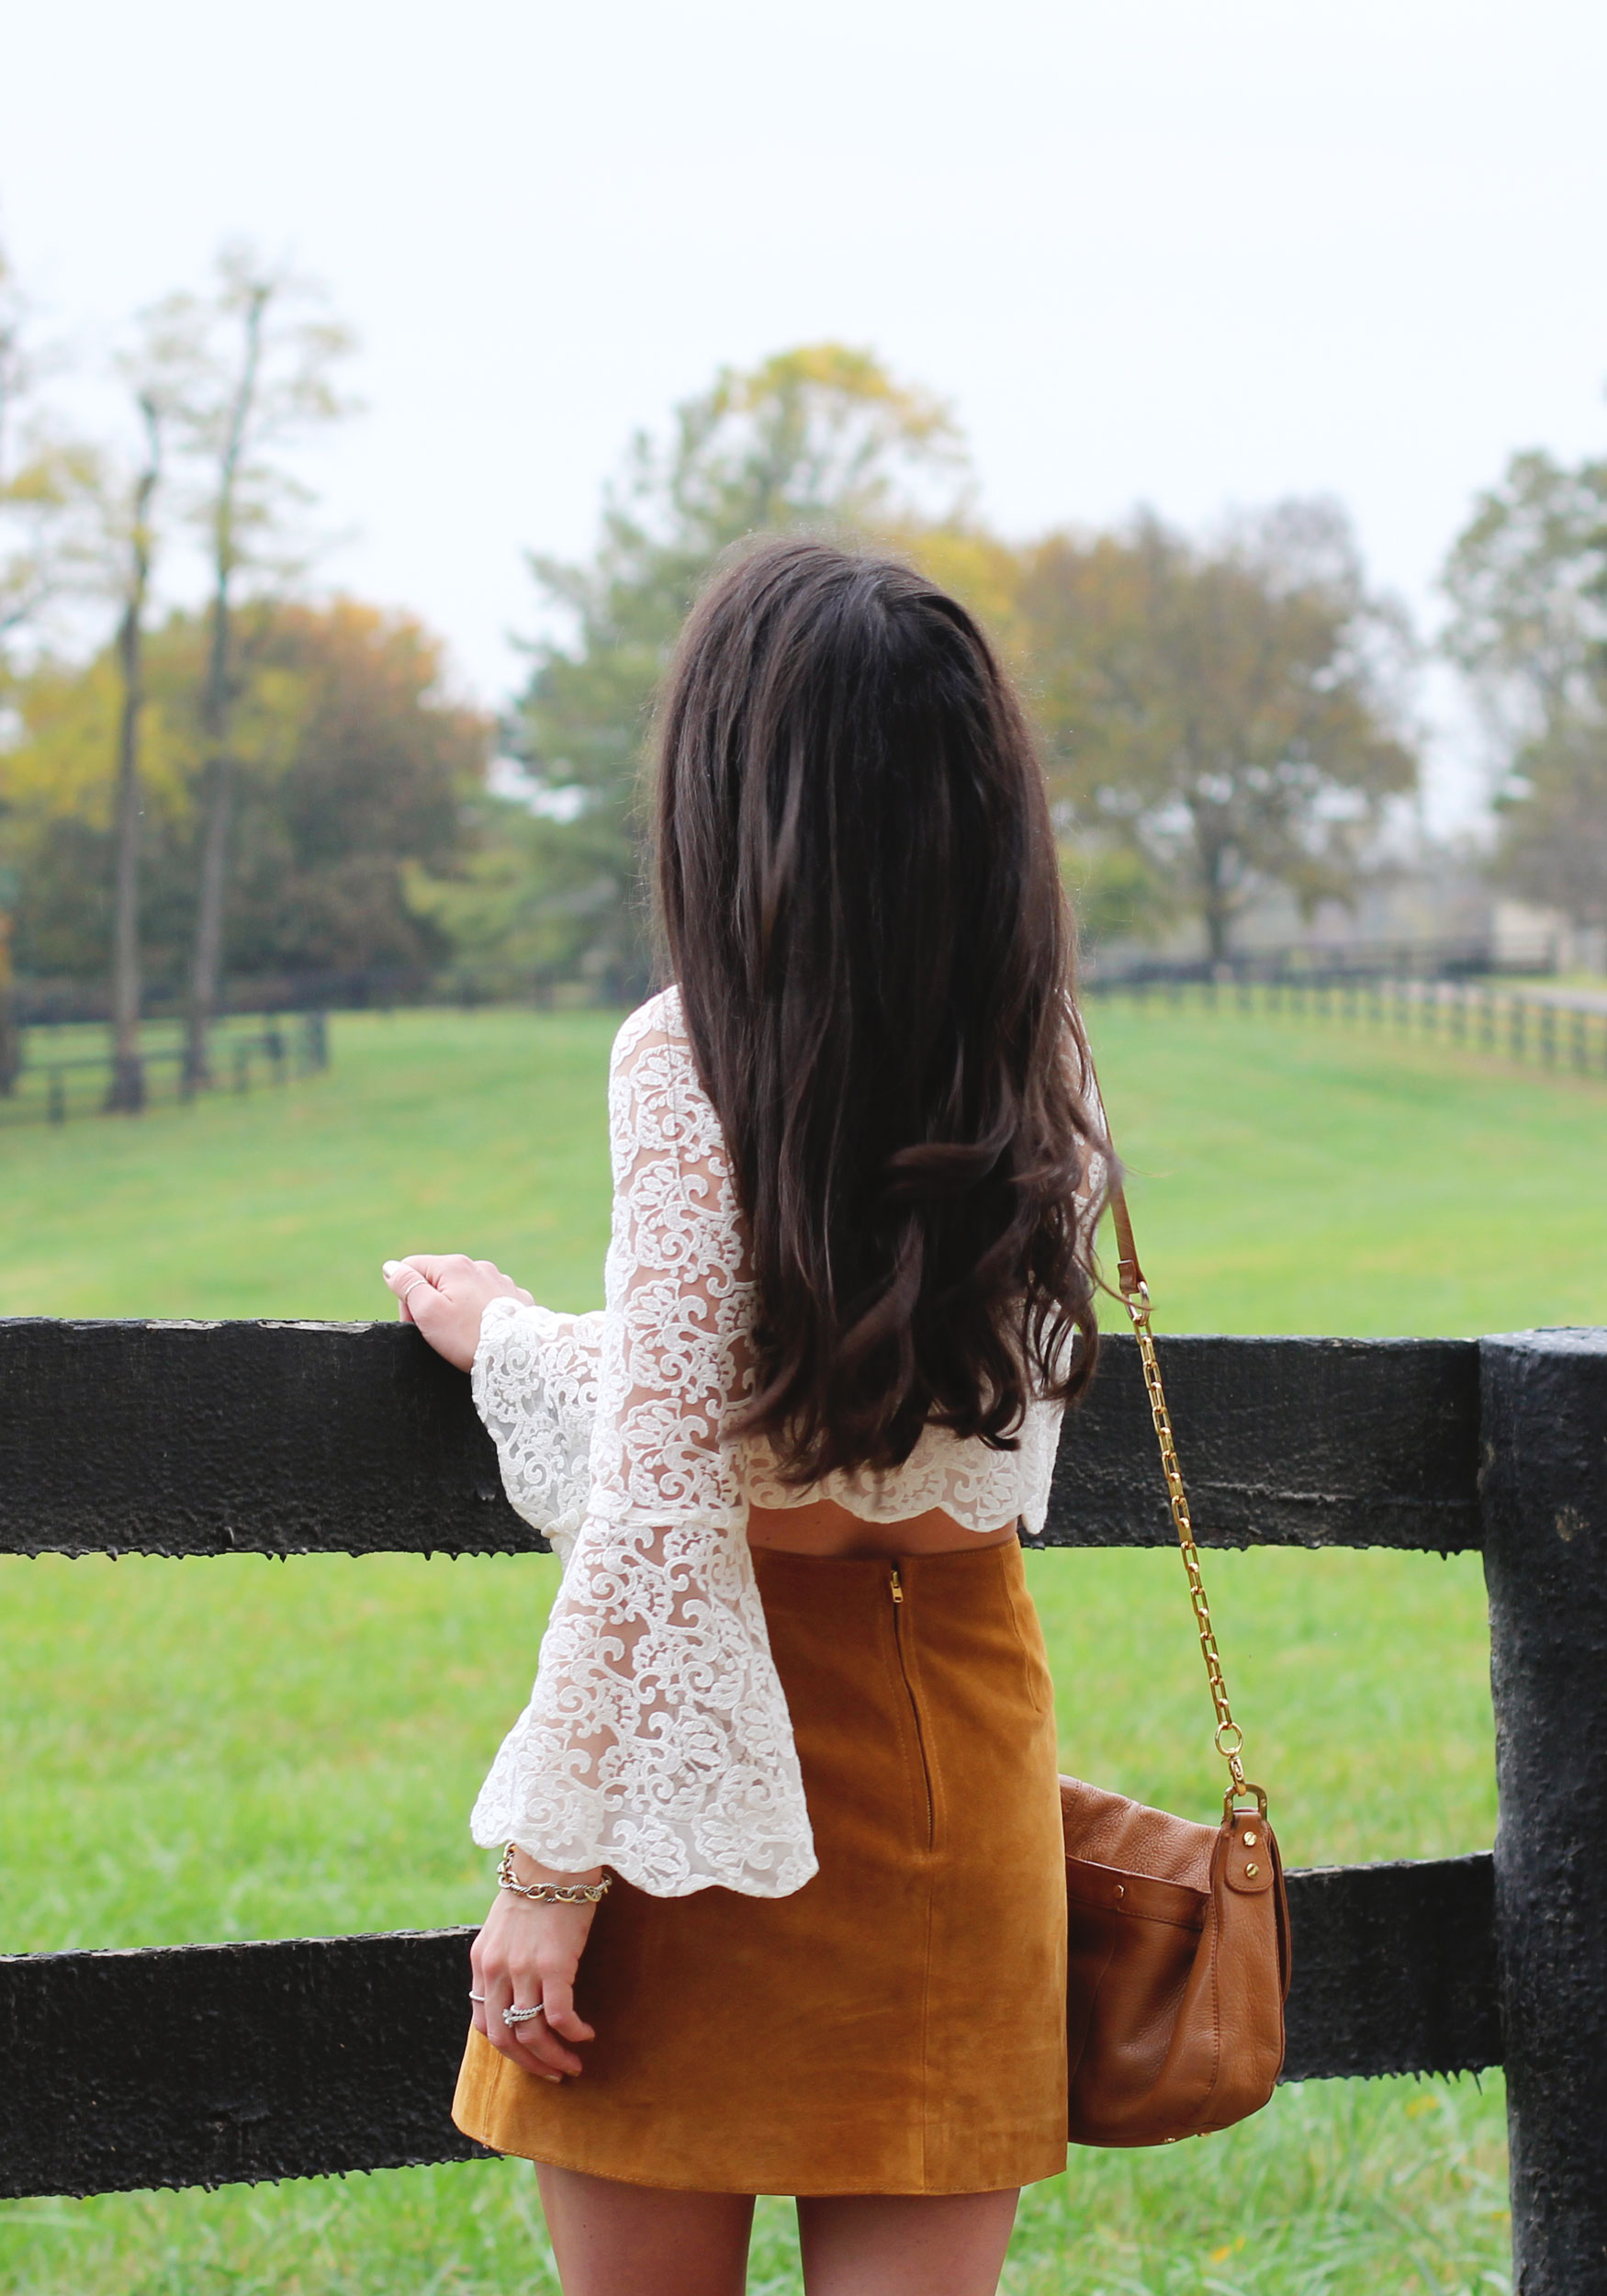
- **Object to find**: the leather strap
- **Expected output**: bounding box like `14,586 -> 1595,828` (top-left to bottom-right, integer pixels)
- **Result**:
1084,1050 -> 1142,1305
1107,1180 -> 1144,1305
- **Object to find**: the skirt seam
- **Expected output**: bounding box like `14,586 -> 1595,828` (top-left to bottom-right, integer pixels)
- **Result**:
913,1604 -> 939,2189
880,1596 -> 927,1860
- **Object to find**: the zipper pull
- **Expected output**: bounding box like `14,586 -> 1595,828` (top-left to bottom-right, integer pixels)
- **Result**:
890,1565 -> 904,1604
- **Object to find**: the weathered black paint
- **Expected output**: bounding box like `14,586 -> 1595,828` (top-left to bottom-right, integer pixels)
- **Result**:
0,1319 -> 517,1559
0,1930 -> 486,2200
0,1322 -> 1483,1559
1050,1333 -> 1481,1551
0,1857 -> 1496,2200
1481,1330 -> 1607,2296
1279,1853 -> 1499,2081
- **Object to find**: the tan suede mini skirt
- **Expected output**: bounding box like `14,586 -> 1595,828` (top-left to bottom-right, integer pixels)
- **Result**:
452,1538 -> 1068,2196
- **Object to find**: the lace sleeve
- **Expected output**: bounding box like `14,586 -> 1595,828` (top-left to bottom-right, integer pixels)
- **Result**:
472,1300 -> 604,1565
468,993 -> 817,1899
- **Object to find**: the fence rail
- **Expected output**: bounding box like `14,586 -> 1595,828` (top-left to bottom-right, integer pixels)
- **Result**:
0,1321 -> 1603,2294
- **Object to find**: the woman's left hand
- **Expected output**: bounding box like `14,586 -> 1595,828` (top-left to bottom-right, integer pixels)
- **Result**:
381,1254 -> 534,1371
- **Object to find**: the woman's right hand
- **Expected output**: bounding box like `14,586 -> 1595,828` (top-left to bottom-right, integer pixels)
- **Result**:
471,1858 -> 601,2082
380,1254 -> 533,1372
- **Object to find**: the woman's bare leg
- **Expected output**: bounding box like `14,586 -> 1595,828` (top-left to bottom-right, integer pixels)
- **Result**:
534,2162 -> 755,2296
796,2189 -> 1020,2296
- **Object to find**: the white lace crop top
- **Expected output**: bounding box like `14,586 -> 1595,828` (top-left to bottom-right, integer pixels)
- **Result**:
467,986 -> 1073,1899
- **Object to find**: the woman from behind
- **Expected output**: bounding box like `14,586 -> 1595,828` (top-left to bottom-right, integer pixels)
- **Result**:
385,535 -> 1108,2295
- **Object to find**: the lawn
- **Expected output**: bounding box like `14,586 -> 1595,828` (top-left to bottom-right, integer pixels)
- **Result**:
2,996 -> 1601,2293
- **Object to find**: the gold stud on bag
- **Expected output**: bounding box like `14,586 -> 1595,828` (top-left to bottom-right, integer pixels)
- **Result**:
1060,1176 -> 1291,2148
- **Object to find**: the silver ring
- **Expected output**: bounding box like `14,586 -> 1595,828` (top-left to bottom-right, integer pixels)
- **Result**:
502,2002 -> 547,2028
401,1277 -> 431,1308
468,1991 -> 486,2002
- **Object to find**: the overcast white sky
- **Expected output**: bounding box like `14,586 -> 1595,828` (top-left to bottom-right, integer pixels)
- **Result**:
6,0 -> 1606,828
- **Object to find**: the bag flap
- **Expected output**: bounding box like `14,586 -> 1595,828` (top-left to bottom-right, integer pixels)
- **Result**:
1060,1774 -> 1217,1893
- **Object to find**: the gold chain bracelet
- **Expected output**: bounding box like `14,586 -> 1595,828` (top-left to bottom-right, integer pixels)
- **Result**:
498,1846 -> 612,1905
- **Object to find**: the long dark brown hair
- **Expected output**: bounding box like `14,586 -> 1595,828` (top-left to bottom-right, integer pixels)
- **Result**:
655,535 -> 1107,1483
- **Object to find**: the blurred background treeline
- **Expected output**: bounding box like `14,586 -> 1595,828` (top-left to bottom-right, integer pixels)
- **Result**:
3,242 -> 1604,1075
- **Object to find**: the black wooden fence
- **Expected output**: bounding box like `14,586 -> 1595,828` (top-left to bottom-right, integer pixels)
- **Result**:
1083,968 -> 1607,1080
1,1321 -> 1603,2293
0,1012 -> 330,1127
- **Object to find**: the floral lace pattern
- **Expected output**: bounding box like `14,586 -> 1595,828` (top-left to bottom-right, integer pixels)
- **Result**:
470,994 -> 814,1896
472,1302 -> 603,1567
469,985 -> 1073,1897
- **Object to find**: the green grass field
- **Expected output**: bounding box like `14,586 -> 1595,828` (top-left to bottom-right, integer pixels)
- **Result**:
3,997 -> 1601,2293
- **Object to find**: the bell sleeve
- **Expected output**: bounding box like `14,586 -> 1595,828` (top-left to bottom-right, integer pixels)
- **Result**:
472,1301 -> 605,1567
466,996 -> 818,1899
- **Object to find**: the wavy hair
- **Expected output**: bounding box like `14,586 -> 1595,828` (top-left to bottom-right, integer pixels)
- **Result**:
654,535 -> 1107,1483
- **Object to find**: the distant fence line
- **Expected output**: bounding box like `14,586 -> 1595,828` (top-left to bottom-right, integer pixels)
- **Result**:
6,941 -> 1541,1030
9,943 -> 1605,1097
0,1013 -> 330,1130
7,963 -> 639,1030
1084,966 -> 1607,1079
1082,929 -> 1566,989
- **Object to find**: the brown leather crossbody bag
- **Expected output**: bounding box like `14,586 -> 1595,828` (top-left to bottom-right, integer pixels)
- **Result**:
1059,1179 -> 1292,2148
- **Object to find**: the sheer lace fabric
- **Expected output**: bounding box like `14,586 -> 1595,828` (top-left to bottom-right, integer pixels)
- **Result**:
469,986 -> 1071,1898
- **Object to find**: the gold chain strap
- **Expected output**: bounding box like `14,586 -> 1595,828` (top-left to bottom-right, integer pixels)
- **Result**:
1108,1180 -> 1261,1812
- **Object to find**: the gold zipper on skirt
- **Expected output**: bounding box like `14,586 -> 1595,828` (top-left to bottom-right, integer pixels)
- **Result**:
889,1565 -> 935,1847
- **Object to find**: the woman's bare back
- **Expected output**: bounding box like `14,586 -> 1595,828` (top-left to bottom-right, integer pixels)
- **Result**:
745,1494 -> 1017,1559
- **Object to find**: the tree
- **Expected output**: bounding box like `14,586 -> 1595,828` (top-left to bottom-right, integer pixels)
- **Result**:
1442,449 -> 1607,748
146,245 -> 354,1080
1489,715 -> 1607,929
1442,448 -> 1607,932
1018,502 -> 1418,960
104,392 -> 164,1110
0,598 -> 485,989
506,344 -> 966,989
1,244 -> 103,1086
0,247 -> 97,662
222,600 -> 487,974
404,786 -> 633,998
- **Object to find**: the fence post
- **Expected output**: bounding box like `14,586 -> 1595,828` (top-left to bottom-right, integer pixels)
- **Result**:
1481,1328 -> 1607,2291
